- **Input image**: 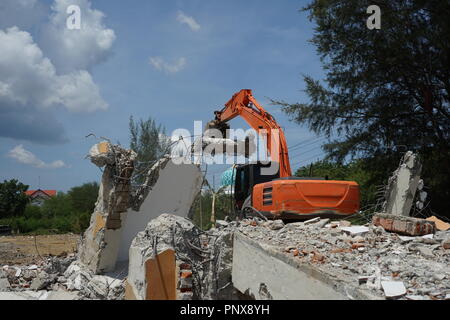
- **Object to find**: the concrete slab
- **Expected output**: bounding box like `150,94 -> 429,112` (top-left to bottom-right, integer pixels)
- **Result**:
117,158 -> 203,261
232,232 -> 378,300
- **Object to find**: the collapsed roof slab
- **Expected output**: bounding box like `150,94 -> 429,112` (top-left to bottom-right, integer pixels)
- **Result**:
232,232 -> 381,300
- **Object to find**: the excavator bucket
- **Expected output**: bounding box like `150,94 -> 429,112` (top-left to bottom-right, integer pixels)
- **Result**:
204,120 -> 230,139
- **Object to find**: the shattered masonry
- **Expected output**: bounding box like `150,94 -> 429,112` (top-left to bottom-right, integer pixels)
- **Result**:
126,214 -> 236,300
382,151 -> 422,217
78,142 -> 137,273
78,140 -> 204,273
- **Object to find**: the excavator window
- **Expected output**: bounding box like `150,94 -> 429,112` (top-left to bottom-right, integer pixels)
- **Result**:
234,162 -> 280,209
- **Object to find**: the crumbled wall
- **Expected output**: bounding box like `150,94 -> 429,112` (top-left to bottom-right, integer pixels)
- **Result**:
117,157 -> 203,261
382,151 -> 422,216
126,214 -> 238,300
78,141 -> 203,274
78,142 -> 136,273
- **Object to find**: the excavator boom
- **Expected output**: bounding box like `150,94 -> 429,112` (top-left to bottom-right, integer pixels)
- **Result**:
210,89 -> 292,177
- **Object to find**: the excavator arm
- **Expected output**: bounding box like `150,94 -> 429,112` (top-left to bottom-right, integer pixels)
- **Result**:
209,89 -> 292,177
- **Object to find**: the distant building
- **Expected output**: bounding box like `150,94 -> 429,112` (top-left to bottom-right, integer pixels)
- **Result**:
25,189 -> 57,206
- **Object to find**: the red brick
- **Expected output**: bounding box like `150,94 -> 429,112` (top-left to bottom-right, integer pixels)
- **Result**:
179,263 -> 191,270
180,271 -> 193,279
372,213 -> 436,236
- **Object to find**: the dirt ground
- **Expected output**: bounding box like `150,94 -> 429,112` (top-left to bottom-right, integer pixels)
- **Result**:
0,234 -> 80,265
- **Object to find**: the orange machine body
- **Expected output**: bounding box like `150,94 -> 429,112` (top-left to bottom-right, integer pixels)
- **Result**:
252,179 -> 360,219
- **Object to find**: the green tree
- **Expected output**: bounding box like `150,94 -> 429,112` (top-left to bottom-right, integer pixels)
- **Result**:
67,182 -> 99,213
129,115 -> 171,184
0,179 -> 29,218
40,193 -> 72,218
276,0 -> 450,216
191,189 -> 234,230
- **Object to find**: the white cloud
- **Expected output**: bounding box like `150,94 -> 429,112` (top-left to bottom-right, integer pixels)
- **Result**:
7,145 -> 67,168
0,27 -> 107,113
149,57 -> 186,74
40,0 -> 116,73
176,11 -> 201,32
0,0 -> 114,143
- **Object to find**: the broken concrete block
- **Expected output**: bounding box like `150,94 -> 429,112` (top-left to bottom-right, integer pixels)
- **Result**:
381,281 -> 406,298
0,278 -> 10,291
126,214 -> 236,300
339,220 -> 352,227
416,246 -> 434,259
372,213 -> 435,236
269,220 -> 285,230
340,226 -> 370,236
304,217 -> 320,225
382,151 -> 422,216
442,237 -> 450,250
314,218 -> 330,228
30,272 -> 50,291
88,141 -> 116,167
215,220 -> 229,228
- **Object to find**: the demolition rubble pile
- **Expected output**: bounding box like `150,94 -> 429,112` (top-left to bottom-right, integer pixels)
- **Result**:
0,254 -> 126,300
126,214 -> 236,300
2,142 -> 449,300
78,141 -> 137,273
232,217 -> 450,300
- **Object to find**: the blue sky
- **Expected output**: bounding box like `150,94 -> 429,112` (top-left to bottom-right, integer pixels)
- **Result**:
0,0 -> 327,192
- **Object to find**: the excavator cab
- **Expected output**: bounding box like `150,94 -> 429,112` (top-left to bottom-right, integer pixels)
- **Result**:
234,162 -> 280,210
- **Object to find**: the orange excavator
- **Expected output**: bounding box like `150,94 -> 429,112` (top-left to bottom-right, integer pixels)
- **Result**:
206,89 -> 360,220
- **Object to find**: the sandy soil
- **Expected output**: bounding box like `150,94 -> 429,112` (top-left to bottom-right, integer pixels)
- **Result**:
0,234 -> 80,265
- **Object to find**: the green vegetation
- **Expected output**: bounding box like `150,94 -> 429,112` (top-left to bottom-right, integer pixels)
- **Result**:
296,159 -> 378,210
0,182 -> 98,235
276,0 -> 450,217
295,160 -> 383,224
191,190 -> 234,230
0,179 -> 29,218
129,115 -> 171,184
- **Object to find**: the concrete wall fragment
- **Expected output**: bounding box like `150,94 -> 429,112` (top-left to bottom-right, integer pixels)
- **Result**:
232,232 -> 348,300
125,214 -> 202,300
382,151 -> 422,216
125,214 -> 237,300
117,157 -> 203,261
78,142 -> 136,273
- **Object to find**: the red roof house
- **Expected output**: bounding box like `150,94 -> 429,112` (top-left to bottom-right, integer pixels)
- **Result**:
25,189 -> 57,205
